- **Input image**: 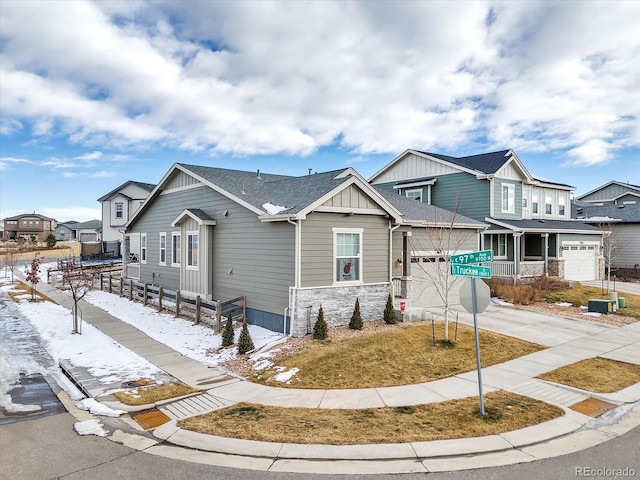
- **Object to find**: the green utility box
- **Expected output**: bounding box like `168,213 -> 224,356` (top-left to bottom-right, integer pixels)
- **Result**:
587,299 -> 614,314
618,297 -> 626,308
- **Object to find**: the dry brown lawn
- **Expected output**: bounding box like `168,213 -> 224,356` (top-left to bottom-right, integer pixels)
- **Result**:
250,323 -> 544,389
537,358 -> 640,393
115,382 -> 199,406
178,391 -> 563,445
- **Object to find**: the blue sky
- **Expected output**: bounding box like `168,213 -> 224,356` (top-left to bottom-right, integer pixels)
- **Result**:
1,0 -> 639,222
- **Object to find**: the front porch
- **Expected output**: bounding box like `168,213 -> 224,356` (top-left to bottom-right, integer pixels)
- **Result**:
491,260 -> 545,278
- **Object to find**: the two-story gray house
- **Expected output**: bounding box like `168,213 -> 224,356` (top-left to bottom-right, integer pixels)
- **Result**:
573,181 -> 640,276
122,163 -> 486,336
370,149 -> 605,282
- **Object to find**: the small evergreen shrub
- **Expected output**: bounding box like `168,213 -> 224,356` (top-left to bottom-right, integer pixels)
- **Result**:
222,314 -> 235,347
349,298 -> 363,330
313,306 -> 328,340
237,321 -> 255,354
383,293 -> 397,324
46,234 -> 57,248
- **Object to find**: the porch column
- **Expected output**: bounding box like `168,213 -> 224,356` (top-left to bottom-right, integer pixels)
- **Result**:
542,233 -> 549,275
401,232 -> 413,301
513,232 -> 523,278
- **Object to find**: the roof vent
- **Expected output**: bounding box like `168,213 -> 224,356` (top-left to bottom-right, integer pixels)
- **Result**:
577,208 -> 583,214
618,204 -> 625,208
257,169 -> 261,179
538,220 -> 546,223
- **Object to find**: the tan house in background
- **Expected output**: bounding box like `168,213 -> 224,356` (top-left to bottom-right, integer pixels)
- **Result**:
2,213 -> 56,242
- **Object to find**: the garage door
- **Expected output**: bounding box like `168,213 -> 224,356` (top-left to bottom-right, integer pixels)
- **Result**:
562,243 -> 599,281
411,257 -> 463,308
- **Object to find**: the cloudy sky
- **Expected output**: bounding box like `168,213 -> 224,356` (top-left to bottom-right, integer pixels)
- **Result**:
1,0 -> 639,222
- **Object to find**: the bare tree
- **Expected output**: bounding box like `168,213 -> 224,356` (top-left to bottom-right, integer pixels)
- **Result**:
4,245 -> 19,284
597,220 -> 627,293
25,253 -> 42,301
409,206 -> 479,342
59,255 -> 94,334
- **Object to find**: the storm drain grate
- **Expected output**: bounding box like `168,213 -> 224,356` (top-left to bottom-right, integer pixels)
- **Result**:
569,397 -> 617,417
131,408 -> 172,430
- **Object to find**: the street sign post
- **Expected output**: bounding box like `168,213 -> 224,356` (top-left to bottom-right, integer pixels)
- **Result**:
450,250 -> 493,416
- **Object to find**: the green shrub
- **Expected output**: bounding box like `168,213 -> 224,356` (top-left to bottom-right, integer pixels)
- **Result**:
383,293 -> 397,324
46,234 -> 57,248
349,298 -> 363,330
237,322 -> 255,354
313,306 -> 328,340
222,314 -> 235,347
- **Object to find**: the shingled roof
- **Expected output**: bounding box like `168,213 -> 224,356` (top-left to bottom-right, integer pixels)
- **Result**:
417,149 -> 512,175
572,201 -> 640,223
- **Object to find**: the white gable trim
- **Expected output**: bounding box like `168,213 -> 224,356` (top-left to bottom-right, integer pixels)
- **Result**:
171,209 -> 216,227
369,150 -> 484,182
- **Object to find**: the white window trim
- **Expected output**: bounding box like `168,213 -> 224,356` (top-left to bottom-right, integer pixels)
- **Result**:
159,232 -> 167,266
532,190 -> 539,215
558,193 -> 566,217
522,189 -> 528,209
405,189 -> 423,202
501,183 -> 515,214
332,227 -> 364,285
186,230 -> 199,271
171,231 -> 181,267
140,233 -> 147,264
115,202 -> 124,219
495,234 -> 508,259
545,191 -> 553,216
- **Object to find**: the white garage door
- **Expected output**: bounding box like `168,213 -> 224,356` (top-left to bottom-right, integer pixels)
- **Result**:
562,243 -> 599,281
411,257 -> 464,308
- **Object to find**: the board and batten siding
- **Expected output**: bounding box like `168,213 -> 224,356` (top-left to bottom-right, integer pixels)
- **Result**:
127,183 -> 295,317
492,178 -> 523,220
431,172 -> 490,222
372,153 -> 460,184
322,184 -> 380,209
300,212 -> 390,288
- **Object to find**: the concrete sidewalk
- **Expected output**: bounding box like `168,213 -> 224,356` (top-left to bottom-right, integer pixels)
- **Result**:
582,279 -> 640,296
25,275 -> 640,474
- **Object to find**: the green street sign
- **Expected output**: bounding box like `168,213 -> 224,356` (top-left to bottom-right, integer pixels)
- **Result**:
451,263 -> 492,279
450,250 -> 493,265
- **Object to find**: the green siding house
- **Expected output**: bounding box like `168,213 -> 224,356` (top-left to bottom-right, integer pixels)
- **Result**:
370,149 -> 605,282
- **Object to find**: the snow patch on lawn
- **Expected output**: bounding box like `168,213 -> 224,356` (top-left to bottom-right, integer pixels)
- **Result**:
76,398 -> 125,417
492,297 -> 514,306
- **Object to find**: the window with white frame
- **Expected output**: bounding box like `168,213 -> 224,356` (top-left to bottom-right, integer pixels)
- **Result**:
405,189 -> 422,201
187,231 -> 199,269
545,192 -> 553,215
522,189 -> 528,209
115,202 -> 123,219
497,234 -> 507,258
333,228 -> 363,283
171,232 -> 181,267
159,232 -> 166,265
532,190 -> 539,214
558,193 -> 566,216
141,233 -> 147,264
501,184 -> 515,213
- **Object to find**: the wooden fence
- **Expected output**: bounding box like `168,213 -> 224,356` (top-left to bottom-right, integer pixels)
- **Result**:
98,273 -> 246,332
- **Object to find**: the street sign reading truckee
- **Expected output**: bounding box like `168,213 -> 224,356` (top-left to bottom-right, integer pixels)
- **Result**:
450,250 -> 493,265
451,263 -> 492,279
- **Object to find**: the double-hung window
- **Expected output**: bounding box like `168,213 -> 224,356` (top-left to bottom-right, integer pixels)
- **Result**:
558,193 -> 566,216
140,233 -> 147,264
494,233 -> 507,258
545,192 -> 553,215
159,233 -> 166,265
187,231 -> 199,269
171,232 -> 181,267
501,184 -> 515,213
405,189 -> 422,201
115,202 -> 123,219
532,190 -> 539,215
333,228 -> 363,283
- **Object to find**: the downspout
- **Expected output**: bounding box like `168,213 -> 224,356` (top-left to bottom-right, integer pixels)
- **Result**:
287,217 -> 301,336
389,221 -> 402,297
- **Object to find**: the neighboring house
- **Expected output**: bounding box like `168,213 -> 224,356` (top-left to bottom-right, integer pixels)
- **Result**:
573,181 -> 640,275
71,219 -> 102,242
2,213 -> 56,242
55,221 -> 78,241
98,180 -> 156,258
370,149 -> 605,282
123,163 -> 487,336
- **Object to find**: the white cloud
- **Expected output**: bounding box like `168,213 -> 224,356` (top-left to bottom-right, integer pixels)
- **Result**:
0,157 -> 31,171
0,119 -> 23,135
0,0 -> 638,165
74,151 -> 103,161
92,170 -> 116,178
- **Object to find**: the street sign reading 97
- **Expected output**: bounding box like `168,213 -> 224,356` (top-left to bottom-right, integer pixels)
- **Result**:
450,250 -> 493,265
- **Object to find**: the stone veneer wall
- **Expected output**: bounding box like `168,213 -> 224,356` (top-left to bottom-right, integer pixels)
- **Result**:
290,283 -> 391,338
548,258 -> 565,279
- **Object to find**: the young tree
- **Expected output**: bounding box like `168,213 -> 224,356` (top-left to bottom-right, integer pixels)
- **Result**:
349,298 -> 363,330
60,255 -> 94,334
409,204 -> 479,342
383,293 -> 397,324
237,321 -> 255,354
4,246 -> 19,284
25,253 -> 42,301
46,234 -> 57,248
597,221 -> 628,293
222,313 -> 235,347
313,306 -> 328,340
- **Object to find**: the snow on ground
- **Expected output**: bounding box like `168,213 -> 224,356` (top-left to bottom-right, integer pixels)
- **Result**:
74,419 -> 107,437
491,297 -> 514,307
76,398 -> 125,417
555,302 -> 573,307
